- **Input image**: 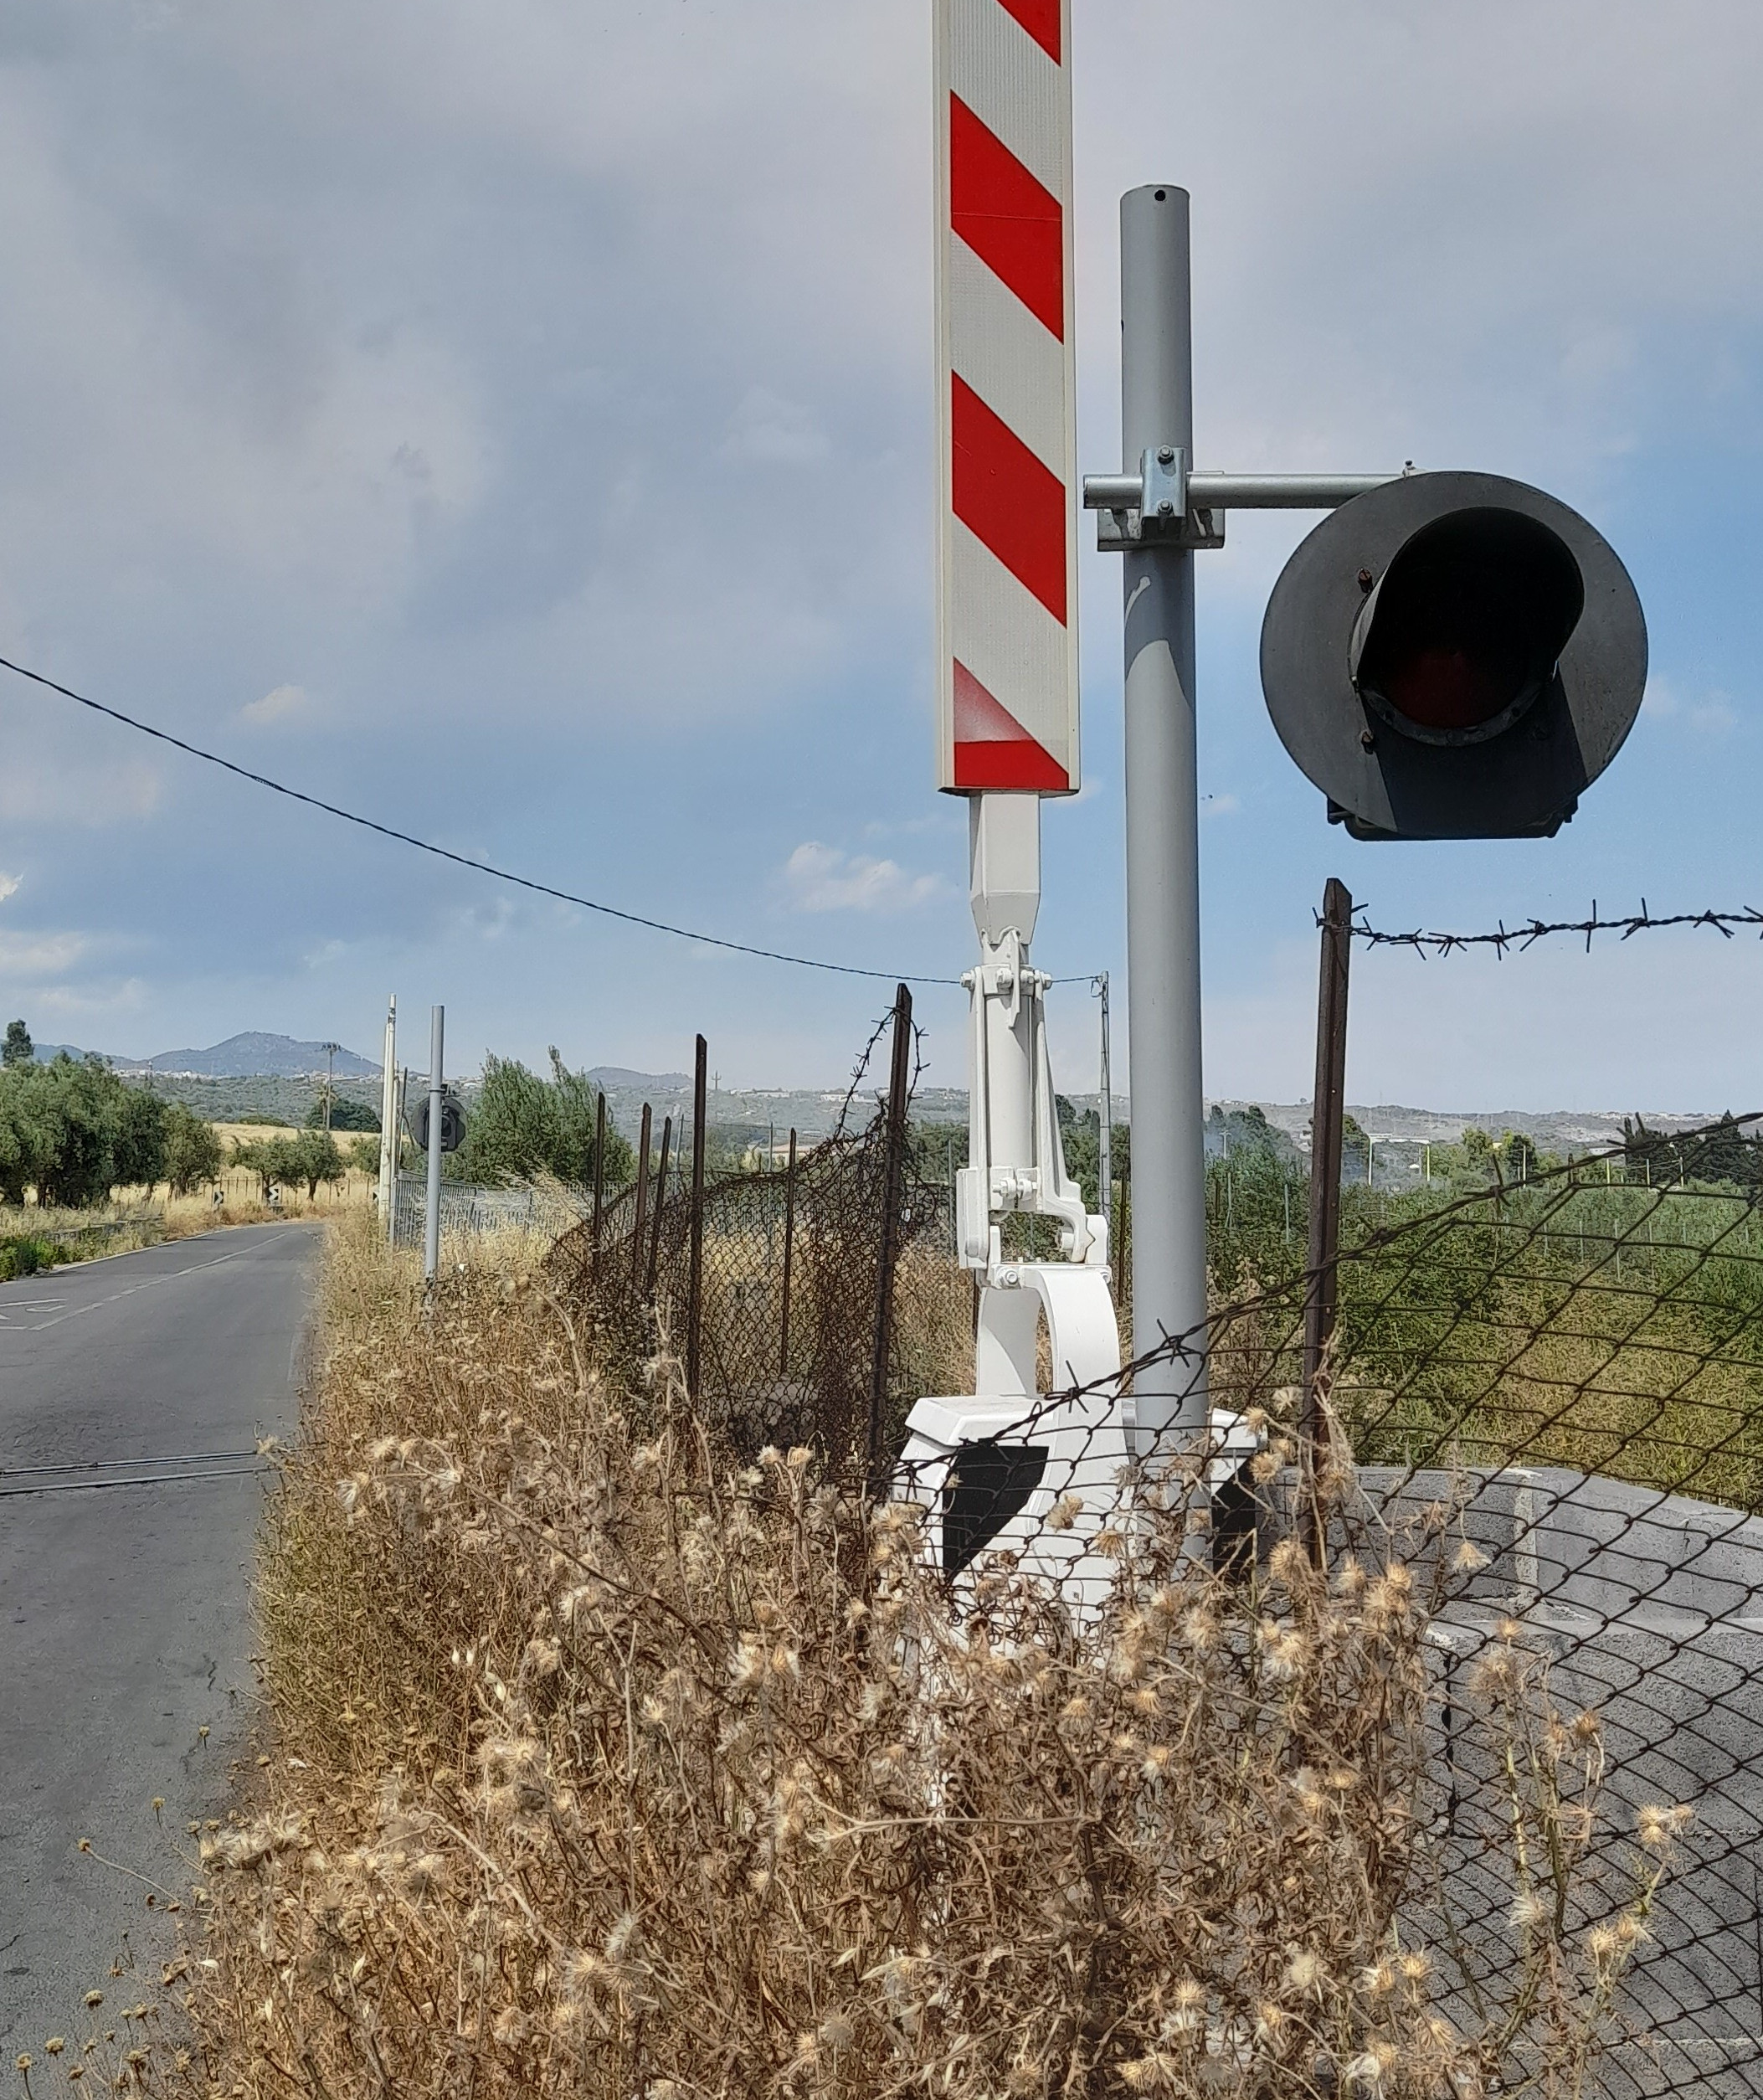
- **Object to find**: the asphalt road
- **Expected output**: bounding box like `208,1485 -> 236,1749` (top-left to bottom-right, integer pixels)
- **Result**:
0,1222 -> 321,2052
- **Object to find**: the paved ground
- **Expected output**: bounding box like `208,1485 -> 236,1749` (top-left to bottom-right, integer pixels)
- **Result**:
0,1223 -> 321,2052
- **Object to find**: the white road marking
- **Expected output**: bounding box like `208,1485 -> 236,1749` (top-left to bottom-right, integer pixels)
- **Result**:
0,1228 -> 300,1332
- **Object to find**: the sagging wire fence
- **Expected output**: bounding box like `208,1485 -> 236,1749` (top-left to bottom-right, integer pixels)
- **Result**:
531,1089 -> 1763,2090
523,899 -> 1763,2092
867,1130 -> 1763,2096
350,875 -> 1763,2093
547,987 -> 968,1473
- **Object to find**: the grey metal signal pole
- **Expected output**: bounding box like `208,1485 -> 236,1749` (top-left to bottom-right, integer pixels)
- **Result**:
1119,184 -> 1209,1445
424,1005 -> 444,1286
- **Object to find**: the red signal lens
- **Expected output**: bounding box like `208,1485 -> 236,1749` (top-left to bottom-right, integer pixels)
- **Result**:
1354,509 -> 1584,742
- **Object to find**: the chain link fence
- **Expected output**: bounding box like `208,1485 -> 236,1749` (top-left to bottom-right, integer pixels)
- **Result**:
496,971 -> 1763,2091
388,1175 -> 564,1249
549,1074 -> 966,1465
879,1135 -> 1763,2096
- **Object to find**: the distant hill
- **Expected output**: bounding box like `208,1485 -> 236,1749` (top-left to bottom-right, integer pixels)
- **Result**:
586,1066 -> 690,1091
33,1031 -> 378,1078
137,1032 -> 378,1078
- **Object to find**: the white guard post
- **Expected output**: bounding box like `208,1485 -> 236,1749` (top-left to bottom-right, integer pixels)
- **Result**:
900,791 -> 1136,1607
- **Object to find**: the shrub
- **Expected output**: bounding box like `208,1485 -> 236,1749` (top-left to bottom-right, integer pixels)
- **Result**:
0,1232 -> 58,1280
308,1097 -> 380,1132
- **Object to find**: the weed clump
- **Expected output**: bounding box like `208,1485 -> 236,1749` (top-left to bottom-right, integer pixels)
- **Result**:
91,1217 -> 1679,2097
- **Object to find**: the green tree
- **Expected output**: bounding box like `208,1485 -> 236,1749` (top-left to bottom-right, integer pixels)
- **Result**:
3,1019 -> 33,1068
290,1129 -> 346,1199
0,1055 -> 167,1207
455,1054 -> 632,1189
0,1066 -> 55,1204
32,1058 -> 121,1207
164,1103 -> 224,1196
346,1134 -> 382,1174
232,1134 -> 301,1199
547,1048 -> 634,1183
111,1086 -> 168,1190
306,1096 -> 379,1132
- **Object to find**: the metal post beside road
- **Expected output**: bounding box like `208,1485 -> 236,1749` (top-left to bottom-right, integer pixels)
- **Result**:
378,996 -> 398,1242
1118,185 -> 1209,1449
424,1006 -> 445,1288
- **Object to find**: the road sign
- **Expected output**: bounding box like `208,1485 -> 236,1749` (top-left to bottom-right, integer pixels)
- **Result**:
933,0 -> 1078,795
406,1092 -> 465,1155
1261,471 -> 1647,840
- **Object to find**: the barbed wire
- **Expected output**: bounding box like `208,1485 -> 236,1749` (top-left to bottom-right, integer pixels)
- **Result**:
1344,899 -> 1763,956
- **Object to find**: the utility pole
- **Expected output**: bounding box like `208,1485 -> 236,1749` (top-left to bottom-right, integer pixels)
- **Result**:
424,1006 -> 444,1288
320,1042 -> 342,1132
378,998 -> 398,1238
1118,186 -> 1209,1451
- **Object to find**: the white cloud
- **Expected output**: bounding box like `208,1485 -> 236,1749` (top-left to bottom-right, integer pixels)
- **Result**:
0,757 -> 162,826
722,387 -> 829,466
0,928 -> 90,978
0,872 -> 19,904
1641,679 -> 1738,736
240,682 -> 312,726
779,842 -> 948,915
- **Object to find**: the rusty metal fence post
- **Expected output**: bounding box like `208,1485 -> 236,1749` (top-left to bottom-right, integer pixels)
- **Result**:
686,1036 -> 707,1401
632,1104 -> 653,1289
591,1090 -> 607,1276
867,985 -> 913,1487
779,1127 -> 798,1379
645,1114 -> 672,1300
1301,878 -> 1352,1561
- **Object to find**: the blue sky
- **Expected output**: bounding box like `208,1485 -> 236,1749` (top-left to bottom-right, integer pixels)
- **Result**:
2,1 -> 1761,1112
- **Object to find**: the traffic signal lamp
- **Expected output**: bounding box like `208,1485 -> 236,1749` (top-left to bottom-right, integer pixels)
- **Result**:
1260,471 -> 1647,840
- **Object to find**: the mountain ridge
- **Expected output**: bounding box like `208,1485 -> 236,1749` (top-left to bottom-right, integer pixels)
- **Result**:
32,1031 -> 378,1078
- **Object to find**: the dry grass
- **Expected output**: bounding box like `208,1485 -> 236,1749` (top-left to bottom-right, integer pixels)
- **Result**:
51,1215 -> 1689,2100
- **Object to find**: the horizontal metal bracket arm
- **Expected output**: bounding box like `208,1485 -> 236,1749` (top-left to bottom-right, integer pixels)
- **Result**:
1082,461 -> 1413,553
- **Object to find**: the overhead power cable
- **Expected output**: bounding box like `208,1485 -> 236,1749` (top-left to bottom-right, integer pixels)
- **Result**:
0,654 -> 964,986
1346,901 -> 1763,956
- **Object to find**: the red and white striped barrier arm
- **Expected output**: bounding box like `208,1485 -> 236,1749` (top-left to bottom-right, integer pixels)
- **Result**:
934,0 -> 1078,795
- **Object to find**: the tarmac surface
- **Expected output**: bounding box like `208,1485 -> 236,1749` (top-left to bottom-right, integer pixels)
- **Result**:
0,1222 -> 320,2052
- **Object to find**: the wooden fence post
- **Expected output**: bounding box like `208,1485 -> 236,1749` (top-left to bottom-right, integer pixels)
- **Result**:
1302,878 -> 1353,1563
867,985 -> 913,1488
686,1037 -> 707,1402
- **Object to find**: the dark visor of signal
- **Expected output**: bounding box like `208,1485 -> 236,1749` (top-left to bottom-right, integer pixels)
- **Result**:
1355,509 -> 1585,735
